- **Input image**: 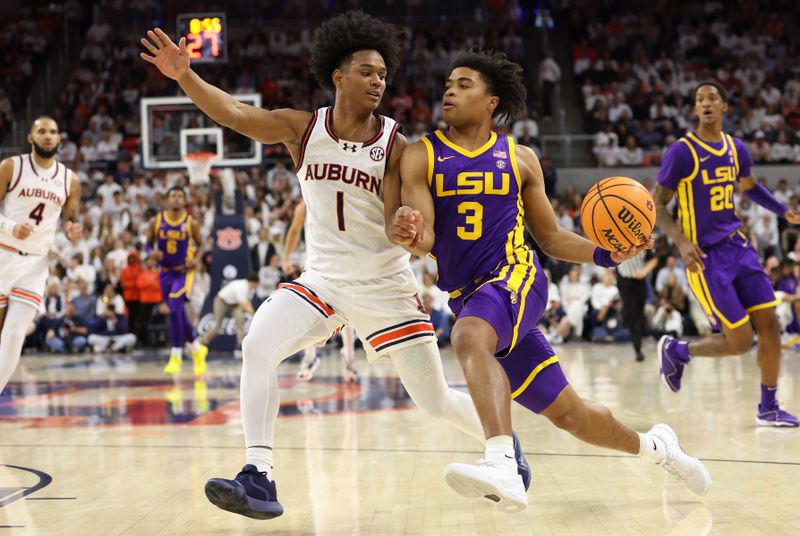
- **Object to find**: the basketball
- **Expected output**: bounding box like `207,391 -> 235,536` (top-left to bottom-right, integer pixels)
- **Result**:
580,177 -> 655,252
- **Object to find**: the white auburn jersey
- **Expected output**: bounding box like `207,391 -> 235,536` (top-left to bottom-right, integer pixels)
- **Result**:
1,155 -> 71,255
295,107 -> 408,280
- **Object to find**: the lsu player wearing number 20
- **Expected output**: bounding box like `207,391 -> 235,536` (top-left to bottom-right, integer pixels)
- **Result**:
0,116 -> 82,394
653,80 -> 800,427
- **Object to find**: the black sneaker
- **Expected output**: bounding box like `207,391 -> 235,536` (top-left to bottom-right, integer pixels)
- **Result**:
205,464 -> 284,519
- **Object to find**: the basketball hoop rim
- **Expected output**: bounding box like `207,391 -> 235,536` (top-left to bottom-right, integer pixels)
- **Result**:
182,151 -> 219,163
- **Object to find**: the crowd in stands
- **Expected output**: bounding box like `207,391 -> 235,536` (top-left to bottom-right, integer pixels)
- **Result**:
7,5 -> 800,356
564,1 -> 800,167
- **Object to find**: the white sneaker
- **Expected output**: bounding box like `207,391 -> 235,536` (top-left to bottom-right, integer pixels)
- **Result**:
296,355 -> 321,381
444,460 -> 528,513
649,423 -> 712,496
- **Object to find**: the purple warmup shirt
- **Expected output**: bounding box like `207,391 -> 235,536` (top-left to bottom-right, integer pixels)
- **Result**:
657,132 -> 753,248
423,130 -> 534,293
156,211 -> 193,268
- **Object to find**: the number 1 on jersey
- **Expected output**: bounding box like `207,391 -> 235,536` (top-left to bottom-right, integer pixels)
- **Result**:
29,202 -> 45,226
336,191 -> 346,231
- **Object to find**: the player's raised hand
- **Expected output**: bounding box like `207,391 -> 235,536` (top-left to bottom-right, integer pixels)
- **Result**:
784,208 -> 800,225
65,221 -> 82,241
12,222 -> 33,240
610,234 -> 655,263
140,28 -> 190,80
389,206 -> 420,247
675,235 -> 707,273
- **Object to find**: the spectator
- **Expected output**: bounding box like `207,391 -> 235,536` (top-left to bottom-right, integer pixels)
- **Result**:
619,136 -> 644,166
45,302 -> 89,353
70,278 -> 96,321
96,283 -> 126,318
136,255 -> 163,342
651,297 -> 684,338
590,270 -> 625,342
559,265 -> 590,340
121,251 -> 143,343
749,131 -> 773,163
422,292 -> 451,346
539,54 -> 561,118
655,256 -> 689,294
88,304 -> 137,353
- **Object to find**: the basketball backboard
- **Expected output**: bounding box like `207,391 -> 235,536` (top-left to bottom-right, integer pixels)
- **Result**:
140,93 -> 262,169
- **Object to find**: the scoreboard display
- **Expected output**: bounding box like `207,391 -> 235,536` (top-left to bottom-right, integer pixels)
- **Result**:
176,12 -> 227,63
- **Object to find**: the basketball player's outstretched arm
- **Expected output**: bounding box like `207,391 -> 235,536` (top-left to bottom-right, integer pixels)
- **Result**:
652,184 -> 706,272
0,158 -> 33,240
144,217 -> 162,261
518,145 -> 651,263
737,175 -> 800,224
389,141 -> 436,256
140,28 -> 311,161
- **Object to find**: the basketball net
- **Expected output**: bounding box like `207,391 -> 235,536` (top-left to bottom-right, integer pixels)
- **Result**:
182,152 -> 218,186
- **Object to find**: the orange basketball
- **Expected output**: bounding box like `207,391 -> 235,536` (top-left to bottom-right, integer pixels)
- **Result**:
580,177 -> 655,253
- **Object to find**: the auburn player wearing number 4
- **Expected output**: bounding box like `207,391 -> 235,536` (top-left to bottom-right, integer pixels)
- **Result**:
654,81 -> 800,427
0,117 -> 82,394
145,186 -> 208,377
141,11 -> 530,520
391,49 -> 711,508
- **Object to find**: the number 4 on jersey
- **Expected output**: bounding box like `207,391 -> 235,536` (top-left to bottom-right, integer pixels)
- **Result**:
29,202 -> 45,225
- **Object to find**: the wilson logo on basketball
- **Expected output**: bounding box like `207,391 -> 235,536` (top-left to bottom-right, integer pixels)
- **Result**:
216,227 -> 242,250
617,207 -> 648,244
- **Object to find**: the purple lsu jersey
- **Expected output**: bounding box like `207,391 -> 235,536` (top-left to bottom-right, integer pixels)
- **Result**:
423,131 -> 534,294
657,132 -> 752,248
156,211 -> 194,269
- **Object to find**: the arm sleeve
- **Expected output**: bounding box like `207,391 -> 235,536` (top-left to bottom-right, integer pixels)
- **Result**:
656,142 -> 691,191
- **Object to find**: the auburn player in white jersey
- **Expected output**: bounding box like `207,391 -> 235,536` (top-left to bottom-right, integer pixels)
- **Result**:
141,11 -> 529,520
0,116 -> 81,393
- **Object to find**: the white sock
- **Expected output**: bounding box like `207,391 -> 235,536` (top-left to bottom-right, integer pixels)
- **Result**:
170,347 -> 182,360
485,435 -> 516,472
637,432 -> 667,463
246,447 -> 274,479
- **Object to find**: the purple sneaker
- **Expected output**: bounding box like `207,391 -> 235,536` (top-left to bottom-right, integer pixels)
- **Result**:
658,335 -> 687,393
756,403 -> 800,427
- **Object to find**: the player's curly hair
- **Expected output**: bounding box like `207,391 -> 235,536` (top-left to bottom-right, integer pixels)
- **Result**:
449,48 -> 528,124
310,10 -> 400,90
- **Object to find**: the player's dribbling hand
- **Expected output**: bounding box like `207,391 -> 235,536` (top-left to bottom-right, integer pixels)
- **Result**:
610,234 -> 655,263
65,221 -> 82,241
12,222 -> 33,240
150,250 -> 164,262
140,28 -> 191,80
390,206 -> 422,247
784,209 -> 800,225
676,236 -> 707,273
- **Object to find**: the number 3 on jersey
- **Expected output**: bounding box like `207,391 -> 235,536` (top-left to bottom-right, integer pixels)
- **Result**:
29,202 -> 45,225
457,201 -> 483,240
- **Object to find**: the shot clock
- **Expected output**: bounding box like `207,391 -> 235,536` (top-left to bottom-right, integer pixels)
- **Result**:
176,12 -> 227,62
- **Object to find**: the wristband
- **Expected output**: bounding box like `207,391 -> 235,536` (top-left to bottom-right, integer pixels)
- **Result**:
0,214 -> 15,235
593,247 -> 617,268
743,183 -> 788,218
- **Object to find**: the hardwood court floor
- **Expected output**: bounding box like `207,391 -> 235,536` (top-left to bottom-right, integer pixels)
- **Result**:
0,341 -> 798,535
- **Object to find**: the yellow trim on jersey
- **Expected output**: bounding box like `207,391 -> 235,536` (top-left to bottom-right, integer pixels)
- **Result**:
186,215 -> 195,261
508,263 -> 537,352
507,136 -> 523,192
687,132 -> 728,156
745,299 -> 781,314
168,270 -> 195,299
155,212 -> 162,235
163,210 -> 187,227
434,130 -> 497,158
511,355 -> 559,399
674,139 -> 699,244
727,134 -> 740,176
696,270 -> 749,330
421,136 -> 435,187
686,270 -> 714,319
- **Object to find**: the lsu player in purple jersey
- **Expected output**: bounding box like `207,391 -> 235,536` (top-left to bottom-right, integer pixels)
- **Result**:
142,12 -> 530,519
145,186 -> 208,377
654,81 -> 800,427
390,49 -> 711,507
